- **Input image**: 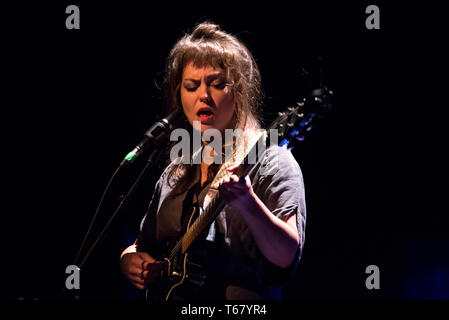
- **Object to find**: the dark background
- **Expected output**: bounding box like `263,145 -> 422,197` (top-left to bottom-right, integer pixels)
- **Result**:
1,1 -> 448,300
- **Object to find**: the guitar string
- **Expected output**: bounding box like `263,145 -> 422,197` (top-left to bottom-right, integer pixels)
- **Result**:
168,160 -> 233,259
169,194 -> 219,260
167,106 -> 300,261
167,130 -> 266,260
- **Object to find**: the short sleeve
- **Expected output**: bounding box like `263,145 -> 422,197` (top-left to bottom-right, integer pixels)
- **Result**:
251,145 -> 306,286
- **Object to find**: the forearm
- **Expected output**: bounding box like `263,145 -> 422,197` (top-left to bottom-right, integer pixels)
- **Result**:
239,191 -> 300,268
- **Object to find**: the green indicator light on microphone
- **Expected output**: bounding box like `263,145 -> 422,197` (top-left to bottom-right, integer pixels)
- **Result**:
125,151 -> 138,163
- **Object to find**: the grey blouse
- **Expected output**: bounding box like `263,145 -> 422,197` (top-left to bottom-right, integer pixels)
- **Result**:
138,145 -> 306,299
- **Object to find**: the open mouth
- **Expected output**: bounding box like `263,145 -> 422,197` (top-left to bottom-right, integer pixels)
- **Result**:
197,108 -> 214,122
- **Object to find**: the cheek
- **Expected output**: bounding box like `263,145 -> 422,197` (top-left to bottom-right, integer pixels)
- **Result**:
217,92 -> 235,117
180,91 -> 195,117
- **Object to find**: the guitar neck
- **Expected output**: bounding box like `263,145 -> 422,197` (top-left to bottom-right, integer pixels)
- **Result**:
168,89 -> 331,259
175,130 -> 267,256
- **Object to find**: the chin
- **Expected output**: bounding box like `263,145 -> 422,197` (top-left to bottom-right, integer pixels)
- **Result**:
199,123 -> 218,133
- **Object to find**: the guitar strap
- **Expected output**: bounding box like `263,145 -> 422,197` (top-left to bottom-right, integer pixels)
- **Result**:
179,166 -> 219,239
180,182 -> 201,233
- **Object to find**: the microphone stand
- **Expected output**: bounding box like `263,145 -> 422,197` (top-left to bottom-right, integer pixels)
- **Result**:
60,148 -> 161,300
78,148 -> 159,270
62,111 -> 180,299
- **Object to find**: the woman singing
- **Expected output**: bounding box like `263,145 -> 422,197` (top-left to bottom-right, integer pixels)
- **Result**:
120,22 -> 306,300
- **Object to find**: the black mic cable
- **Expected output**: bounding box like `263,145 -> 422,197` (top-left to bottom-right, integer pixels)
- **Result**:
73,109 -> 181,270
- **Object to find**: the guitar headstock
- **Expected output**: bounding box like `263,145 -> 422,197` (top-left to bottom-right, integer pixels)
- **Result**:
271,86 -> 333,150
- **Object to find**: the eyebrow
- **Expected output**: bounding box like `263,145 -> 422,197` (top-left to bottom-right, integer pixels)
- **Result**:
183,72 -> 226,83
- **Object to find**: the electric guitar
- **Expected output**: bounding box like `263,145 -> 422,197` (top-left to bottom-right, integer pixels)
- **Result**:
145,87 -> 333,300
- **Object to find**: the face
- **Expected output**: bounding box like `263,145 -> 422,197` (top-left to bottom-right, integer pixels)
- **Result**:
180,62 -> 235,134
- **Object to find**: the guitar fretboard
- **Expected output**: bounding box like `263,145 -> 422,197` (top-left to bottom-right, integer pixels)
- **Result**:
169,130 -> 266,259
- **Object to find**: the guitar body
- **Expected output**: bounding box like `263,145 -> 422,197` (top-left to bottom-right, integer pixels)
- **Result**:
145,251 -> 208,300
145,206 -> 207,300
144,250 -> 186,300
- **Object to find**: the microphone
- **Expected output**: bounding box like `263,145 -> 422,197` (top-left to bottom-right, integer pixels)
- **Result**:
120,108 -> 182,166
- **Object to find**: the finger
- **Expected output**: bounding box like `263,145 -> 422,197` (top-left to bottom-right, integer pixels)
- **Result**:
218,180 -> 230,191
139,268 -> 146,280
121,253 -> 142,269
138,252 -> 156,264
125,255 -> 147,271
130,279 -> 146,290
227,163 -> 240,172
129,266 -> 143,278
129,275 -> 145,285
230,174 -> 239,183
135,283 -> 145,290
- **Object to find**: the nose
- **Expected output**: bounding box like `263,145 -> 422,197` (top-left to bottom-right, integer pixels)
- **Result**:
198,82 -> 211,104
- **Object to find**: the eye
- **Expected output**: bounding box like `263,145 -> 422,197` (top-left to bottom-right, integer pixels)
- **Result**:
211,81 -> 226,90
184,85 -> 198,92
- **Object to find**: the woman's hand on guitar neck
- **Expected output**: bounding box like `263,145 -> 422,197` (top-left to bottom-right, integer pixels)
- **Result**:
120,245 -> 164,290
